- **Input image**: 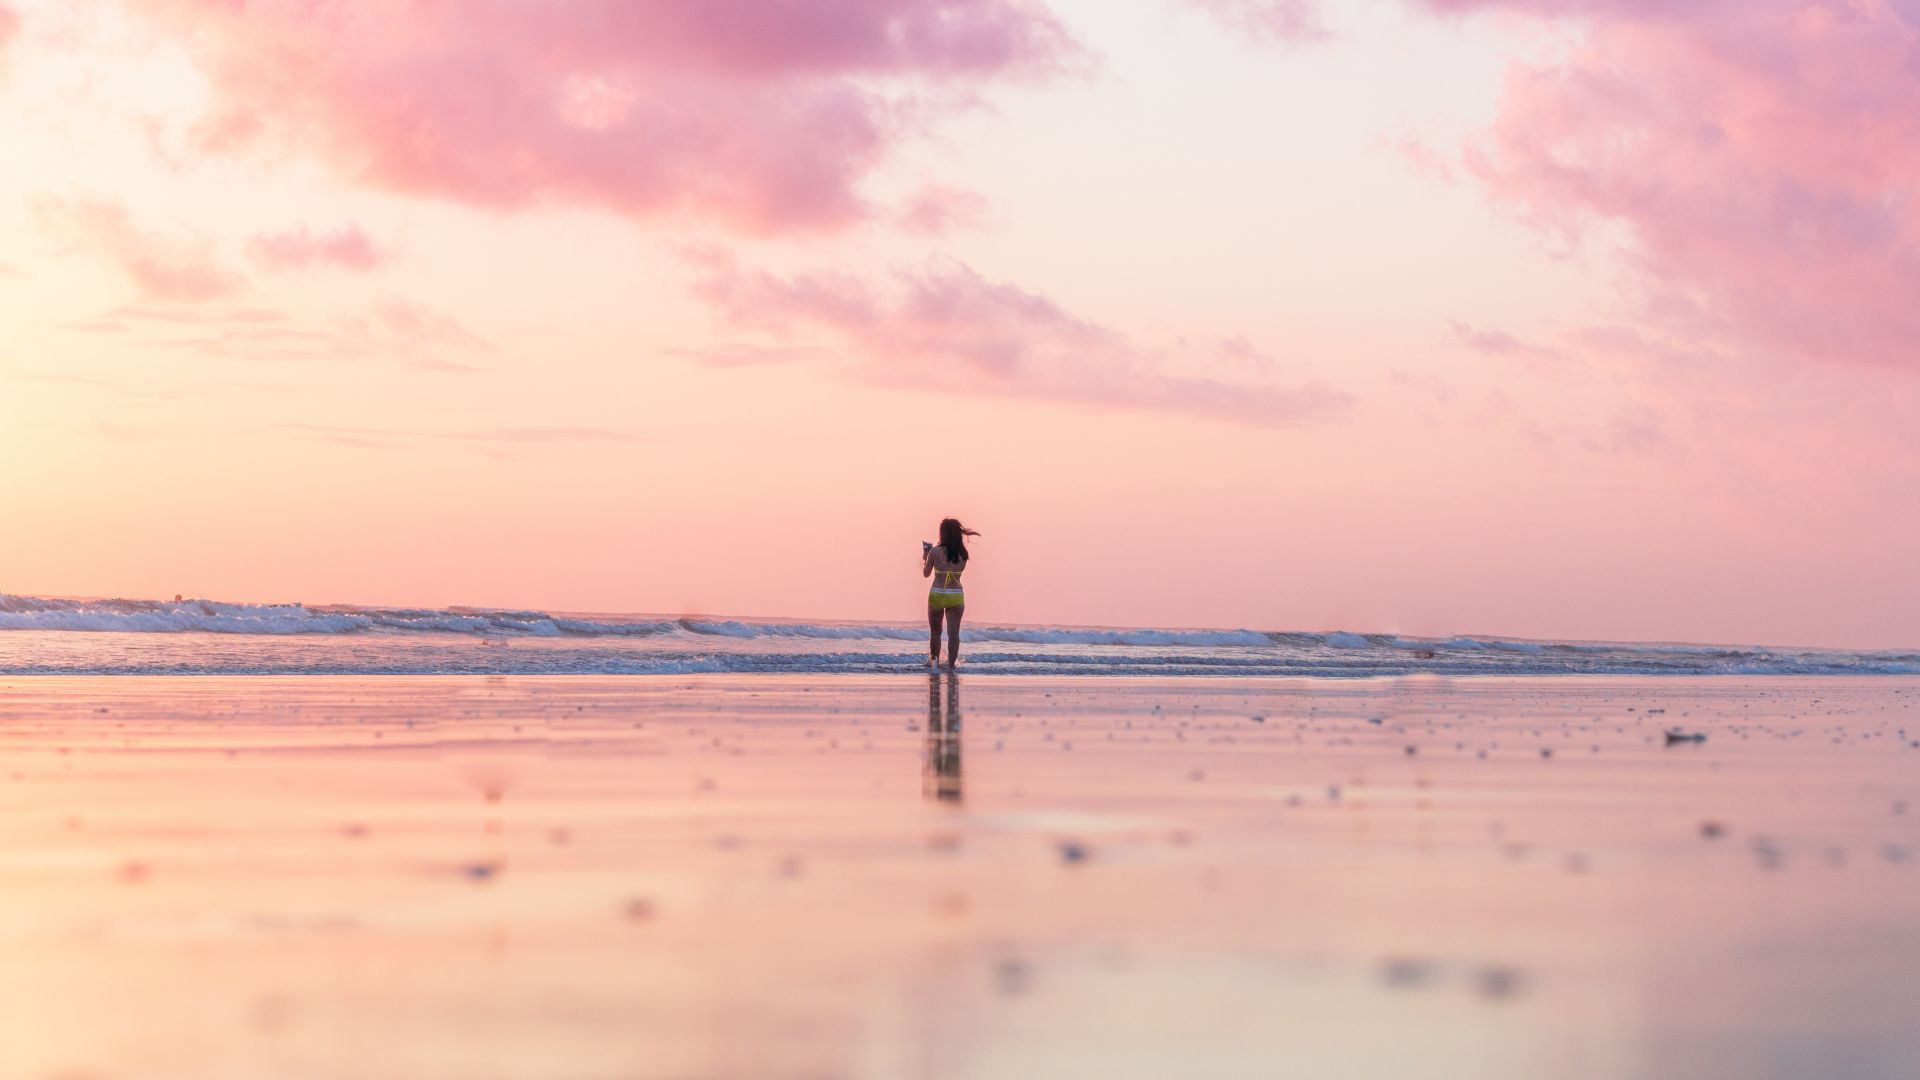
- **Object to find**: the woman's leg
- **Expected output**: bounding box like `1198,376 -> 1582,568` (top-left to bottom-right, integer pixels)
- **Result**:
943,606 -> 964,667
928,605 -> 943,664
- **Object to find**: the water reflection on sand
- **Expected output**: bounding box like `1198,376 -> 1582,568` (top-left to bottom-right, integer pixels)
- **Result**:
0,675 -> 1917,1079
925,672 -> 963,805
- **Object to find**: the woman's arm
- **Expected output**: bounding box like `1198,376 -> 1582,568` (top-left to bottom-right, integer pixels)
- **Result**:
923,549 -> 935,578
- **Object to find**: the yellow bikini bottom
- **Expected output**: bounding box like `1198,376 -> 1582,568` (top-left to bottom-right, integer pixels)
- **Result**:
928,588 -> 965,610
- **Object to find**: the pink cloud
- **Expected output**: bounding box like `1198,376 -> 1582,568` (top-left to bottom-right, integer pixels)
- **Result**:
247,225 -> 387,272
33,196 -> 241,303
279,423 -> 649,449
662,343 -> 828,368
1184,0 -> 1327,40
124,0 -> 1079,233
1582,406 -> 1667,455
1380,130 -> 1457,184
345,297 -> 494,371
0,5 -> 19,60
689,251 -> 1350,426
1448,320 -> 1563,363
90,296 -> 492,373
1425,0 -> 1920,369
1421,0 -> 1715,14
451,427 -> 648,444
896,183 -> 992,233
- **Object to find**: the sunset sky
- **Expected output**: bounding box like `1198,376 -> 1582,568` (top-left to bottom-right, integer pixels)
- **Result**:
3,0 -> 1917,648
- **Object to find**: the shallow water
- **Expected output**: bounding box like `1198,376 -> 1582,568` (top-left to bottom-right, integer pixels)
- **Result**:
5,595 -> 1918,676
1,675 -> 1916,1079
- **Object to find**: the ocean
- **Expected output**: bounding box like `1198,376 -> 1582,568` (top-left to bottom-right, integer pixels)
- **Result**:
3,592 -> 1914,677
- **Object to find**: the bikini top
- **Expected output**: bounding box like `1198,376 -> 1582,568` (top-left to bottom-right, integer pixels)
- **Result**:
935,555 -> 966,588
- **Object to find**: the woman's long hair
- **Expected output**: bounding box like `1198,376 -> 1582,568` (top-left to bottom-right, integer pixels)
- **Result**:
938,518 -> 978,563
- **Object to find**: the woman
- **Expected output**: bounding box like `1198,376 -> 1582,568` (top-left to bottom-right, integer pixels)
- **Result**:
923,518 -> 978,669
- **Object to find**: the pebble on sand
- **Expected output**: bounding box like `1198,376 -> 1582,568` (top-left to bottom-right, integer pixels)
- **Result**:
993,958 -> 1031,995
1474,966 -> 1524,1001
1378,956 -> 1435,988
1664,730 -> 1708,745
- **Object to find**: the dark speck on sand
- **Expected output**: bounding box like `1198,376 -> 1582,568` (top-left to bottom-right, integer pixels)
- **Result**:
1474,966 -> 1524,1001
993,958 -> 1031,996
1379,956 -> 1435,988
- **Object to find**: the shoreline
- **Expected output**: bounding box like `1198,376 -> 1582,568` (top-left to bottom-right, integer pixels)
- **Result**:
7,599 -> 1917,682
6,670 -> 1920,684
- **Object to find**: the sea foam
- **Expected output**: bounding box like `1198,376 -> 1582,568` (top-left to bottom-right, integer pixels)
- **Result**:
3,592 -> 1916,678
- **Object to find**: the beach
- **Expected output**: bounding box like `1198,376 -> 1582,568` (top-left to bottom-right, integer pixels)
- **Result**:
3,673 -> 1917,1080
11,0 -> 1919,1076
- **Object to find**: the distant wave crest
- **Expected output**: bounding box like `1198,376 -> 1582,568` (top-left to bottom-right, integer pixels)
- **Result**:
0,594 -> 1268,647
3,593 -> 1917,677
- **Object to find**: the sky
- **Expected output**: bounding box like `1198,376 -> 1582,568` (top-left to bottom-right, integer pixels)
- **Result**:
2,0 -> 1917,648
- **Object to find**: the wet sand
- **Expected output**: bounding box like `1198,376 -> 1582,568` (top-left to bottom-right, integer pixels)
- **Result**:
2,674 -> 1917,1080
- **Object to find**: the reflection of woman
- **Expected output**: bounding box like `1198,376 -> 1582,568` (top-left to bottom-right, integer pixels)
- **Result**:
922,518 -> 978,669
924,672 -> 963,804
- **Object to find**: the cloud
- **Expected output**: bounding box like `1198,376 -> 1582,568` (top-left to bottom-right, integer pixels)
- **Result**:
1420,0 -> 1719,15
895,183 -> 991,233
247,225 -> 388,272
124,0 -> 1080,233
1582,406 -> 1667,455
1448,320 -> 1563,363
360,297 -> 493,360
663,343 -> 829,368
450,427 -> 650,444
0,5 -> 18,62
1182,0 -> 1328,41
688,251 -> 1351,426
3,363 -> 294,400
1425,0 -> 1920,370
33,196 -> 241,303
1379,130 -> 1457,184
97,423 -> 164,444
278,422 -> 649,450
95,297 -> 492,373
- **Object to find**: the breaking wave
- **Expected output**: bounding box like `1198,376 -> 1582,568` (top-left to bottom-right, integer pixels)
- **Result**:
2,593 -> 1916,677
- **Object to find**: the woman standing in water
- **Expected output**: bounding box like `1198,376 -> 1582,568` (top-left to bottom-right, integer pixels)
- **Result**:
923,518 -> 978,669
